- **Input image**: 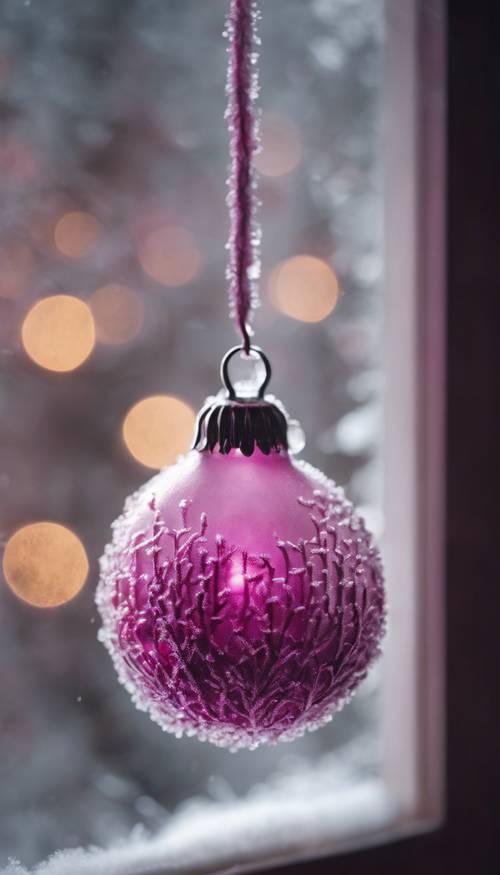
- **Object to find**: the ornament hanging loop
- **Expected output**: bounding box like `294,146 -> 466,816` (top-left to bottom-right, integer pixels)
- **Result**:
221,345 -> 271,401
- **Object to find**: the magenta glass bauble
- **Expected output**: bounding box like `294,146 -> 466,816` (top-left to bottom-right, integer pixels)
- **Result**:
97,348 -> 386,750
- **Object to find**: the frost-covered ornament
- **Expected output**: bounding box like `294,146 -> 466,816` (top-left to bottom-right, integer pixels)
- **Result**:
96,0 -> 385,749
97,347 -> 385,750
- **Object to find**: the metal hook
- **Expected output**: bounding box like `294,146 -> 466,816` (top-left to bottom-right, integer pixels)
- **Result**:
220,345 -> 272,401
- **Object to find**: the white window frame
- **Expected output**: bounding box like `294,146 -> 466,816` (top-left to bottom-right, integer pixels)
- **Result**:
381,0 -> 446,837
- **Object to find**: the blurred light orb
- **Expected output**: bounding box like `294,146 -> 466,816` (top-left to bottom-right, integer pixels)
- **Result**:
123,395 -> 196,469
22,294 -> 96,372
54,211 -> 101,259
138,225 -> 200,287
2,522 -> 89,608
0,239 -> 33,299
270,255 -> 339,323
89,283 -> 144,346
255,113 -> 302,178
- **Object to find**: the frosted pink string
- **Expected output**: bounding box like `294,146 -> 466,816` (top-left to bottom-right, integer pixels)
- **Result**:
226,0 -> 260,354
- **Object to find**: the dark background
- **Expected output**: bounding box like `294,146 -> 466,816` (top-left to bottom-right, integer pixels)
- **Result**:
262,1 -> 500,872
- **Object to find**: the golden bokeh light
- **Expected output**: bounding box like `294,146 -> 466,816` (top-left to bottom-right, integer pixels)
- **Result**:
54,211 -> 101,259
255,113 -> 302,178
22,295 -> 96,372
269,255 -> 339,323
89,283 -> 144,346
0,239 -> 33,299
2,522 -> 89,608
123,395 -> 196,469
137,225 -> 201,287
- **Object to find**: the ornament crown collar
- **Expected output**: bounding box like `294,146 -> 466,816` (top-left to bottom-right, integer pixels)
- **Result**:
193,346 -> 300,457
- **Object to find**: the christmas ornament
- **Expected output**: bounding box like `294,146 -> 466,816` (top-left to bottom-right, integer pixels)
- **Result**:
96,0 -> 385,751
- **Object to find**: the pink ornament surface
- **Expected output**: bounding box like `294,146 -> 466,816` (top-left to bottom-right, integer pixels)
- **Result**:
97,449 -> 385,750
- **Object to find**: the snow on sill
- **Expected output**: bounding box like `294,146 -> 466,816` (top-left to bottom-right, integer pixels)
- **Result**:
4,776 -> 395,875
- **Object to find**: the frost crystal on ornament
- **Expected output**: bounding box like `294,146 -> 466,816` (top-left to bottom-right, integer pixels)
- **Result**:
97,446 -> 385,751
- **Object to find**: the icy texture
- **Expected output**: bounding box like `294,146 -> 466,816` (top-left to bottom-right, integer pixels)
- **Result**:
97,451 -> 385,750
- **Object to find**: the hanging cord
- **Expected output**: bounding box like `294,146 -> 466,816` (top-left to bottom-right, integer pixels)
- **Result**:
225,0 -> 261,355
